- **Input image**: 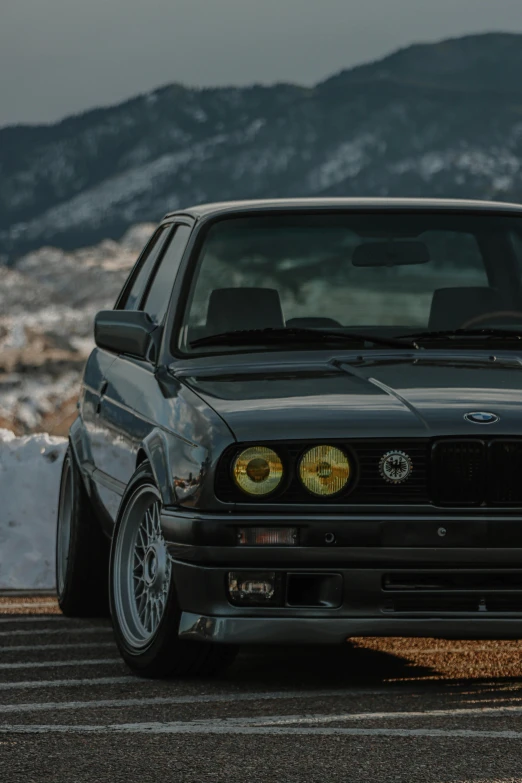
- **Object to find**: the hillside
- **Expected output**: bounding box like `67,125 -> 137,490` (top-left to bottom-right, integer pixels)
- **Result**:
2,33 -> 522,259
0,225 -> 154,434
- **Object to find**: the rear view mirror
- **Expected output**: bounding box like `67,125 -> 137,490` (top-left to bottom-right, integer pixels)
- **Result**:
94,310 -> 158,359
352,241 -> 430,267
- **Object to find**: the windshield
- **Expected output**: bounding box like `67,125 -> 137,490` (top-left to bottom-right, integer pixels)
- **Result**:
178,211 -> 522,353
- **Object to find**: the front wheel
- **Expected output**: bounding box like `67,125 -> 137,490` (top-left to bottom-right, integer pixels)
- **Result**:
109,462 -> 237,678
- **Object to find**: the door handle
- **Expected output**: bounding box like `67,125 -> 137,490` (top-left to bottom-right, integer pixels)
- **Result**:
96,380 -> 109,414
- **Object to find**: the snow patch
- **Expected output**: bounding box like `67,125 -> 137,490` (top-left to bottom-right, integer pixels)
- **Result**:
0,430 -> 67,589
389,147 -> 521,183
231,145 -> 295,180
308,135 -> 381,190
244,118 -> 266,140
187,107 -> 208,123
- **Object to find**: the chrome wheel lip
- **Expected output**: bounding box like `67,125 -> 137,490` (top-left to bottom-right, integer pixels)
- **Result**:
112,484 -> 172,650
56,456 -> 73,596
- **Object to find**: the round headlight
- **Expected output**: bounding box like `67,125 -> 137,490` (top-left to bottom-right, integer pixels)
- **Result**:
299,445 -> 351,496
232,446 -> 284,496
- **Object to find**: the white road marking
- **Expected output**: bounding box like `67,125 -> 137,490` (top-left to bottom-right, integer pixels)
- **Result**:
0,658 -> 120,671
228,706 -> 522,725
3,691 -> 522,718
0,616 -> 80,624
0,676 -> 134,691
1,719 -> 522,739
0,627 -> 113,638
0,642 -> 116,654
0,641 -> 116,654
0,687 -> 417,715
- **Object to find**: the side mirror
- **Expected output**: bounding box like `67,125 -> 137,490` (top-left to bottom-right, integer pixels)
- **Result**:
94,310 -> 158,359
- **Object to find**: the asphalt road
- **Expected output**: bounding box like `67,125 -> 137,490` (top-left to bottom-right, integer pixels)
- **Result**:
1,597 -> 522,782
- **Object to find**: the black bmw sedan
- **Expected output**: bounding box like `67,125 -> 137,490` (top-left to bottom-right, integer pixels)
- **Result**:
56,198 -> 522,677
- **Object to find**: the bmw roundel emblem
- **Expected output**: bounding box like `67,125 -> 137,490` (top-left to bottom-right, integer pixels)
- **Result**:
464,411 -> 499,424
379,450 -> 413,484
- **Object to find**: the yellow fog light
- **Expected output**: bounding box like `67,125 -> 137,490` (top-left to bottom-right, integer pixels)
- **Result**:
232,446 -> 284,496
299,445 -> 351,496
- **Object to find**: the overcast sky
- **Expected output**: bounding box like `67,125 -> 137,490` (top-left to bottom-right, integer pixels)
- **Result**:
2,0 -> 522,128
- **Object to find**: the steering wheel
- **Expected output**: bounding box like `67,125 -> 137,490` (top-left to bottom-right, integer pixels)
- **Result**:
460,310 -> 522,329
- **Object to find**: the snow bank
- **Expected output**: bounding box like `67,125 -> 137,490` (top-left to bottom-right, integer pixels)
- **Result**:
0,429 -> 66,589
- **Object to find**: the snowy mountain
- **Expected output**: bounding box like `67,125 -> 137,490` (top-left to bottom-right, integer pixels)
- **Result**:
3,32 -> 522,260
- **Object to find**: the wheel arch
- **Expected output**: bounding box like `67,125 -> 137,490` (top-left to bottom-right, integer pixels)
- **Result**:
68,416 -> 94,494
137,430 -> 177,507
136,448 -> 149,468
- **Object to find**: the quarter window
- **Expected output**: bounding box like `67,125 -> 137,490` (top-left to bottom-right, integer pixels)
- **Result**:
118,226 -> 171,310
142,224 -> 191,323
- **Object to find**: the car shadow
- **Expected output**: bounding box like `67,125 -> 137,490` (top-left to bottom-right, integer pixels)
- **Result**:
222,641 -> 435,688
219,640 -> 522,698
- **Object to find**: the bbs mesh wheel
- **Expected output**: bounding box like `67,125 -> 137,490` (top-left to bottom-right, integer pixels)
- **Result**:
109,461 -> 238,678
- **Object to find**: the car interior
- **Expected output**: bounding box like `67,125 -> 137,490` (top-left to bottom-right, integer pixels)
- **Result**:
184,283 -> 520,346
179,220 -> 522,349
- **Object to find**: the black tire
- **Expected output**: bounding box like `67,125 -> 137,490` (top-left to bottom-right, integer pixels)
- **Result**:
55,447 -> 110,617
109,461 -> 238,678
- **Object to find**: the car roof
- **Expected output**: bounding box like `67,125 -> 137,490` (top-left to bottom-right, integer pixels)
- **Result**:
165,197 -> 522,221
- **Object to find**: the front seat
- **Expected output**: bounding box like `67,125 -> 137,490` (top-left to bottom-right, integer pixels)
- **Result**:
428,287 -> 505,331
205,287 -> 285,333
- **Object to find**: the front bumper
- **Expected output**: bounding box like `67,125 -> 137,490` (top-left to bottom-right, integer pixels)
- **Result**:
162,509 -> 522,643
179,613 -> 522,643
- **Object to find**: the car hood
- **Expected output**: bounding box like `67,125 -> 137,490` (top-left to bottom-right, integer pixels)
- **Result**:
174,352 -> 522,442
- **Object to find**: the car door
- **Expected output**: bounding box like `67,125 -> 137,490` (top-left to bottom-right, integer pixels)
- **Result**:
83,224 -> 172,520
91,221 -> 193,525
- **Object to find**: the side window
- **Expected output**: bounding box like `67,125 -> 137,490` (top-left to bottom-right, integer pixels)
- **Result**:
142,224 -> 191,323
510,231 -> 522,281
117,226 -> 171,310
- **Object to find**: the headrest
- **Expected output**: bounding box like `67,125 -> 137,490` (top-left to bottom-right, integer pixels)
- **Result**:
429,287 -> 504,331
286,317 -> 342,328
206,288 -> 285,334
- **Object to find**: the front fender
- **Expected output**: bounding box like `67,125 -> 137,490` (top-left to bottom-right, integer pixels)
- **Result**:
140,428 -> 215,508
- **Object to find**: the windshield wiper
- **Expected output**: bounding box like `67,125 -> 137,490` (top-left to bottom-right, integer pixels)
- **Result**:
399,328 -> 522,341
190,327 -> 418,350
